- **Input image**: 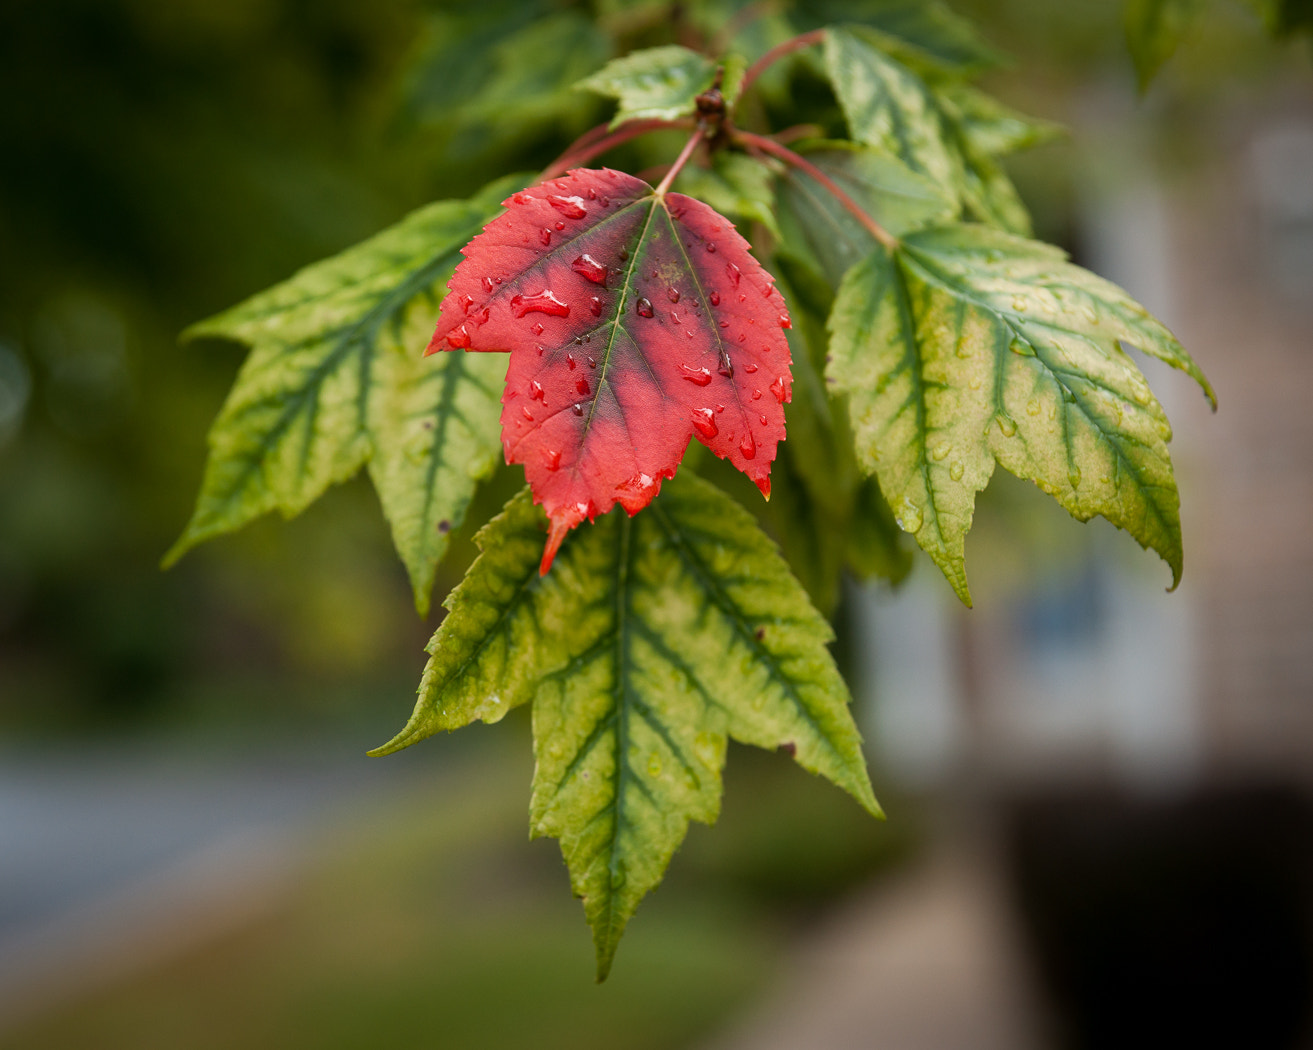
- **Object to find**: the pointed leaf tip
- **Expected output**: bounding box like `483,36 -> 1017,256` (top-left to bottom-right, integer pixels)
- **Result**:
390,476 -> 878,973
430,167 -> 793,567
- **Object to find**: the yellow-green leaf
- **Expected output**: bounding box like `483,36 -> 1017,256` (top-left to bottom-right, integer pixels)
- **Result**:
166,175 -> 526,616
823,26 -> 1043,235
828,223 -> 1215,605
373,475 -> 879,978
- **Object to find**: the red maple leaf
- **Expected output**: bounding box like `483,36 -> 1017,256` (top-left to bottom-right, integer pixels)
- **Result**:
429,167 -> 793,572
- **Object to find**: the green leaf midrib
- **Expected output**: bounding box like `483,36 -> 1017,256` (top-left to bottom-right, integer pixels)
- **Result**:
646,501 -> 844,767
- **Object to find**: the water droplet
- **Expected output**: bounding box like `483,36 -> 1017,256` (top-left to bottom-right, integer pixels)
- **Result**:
931,442 -> 951,461
896,497 -> 923,534
576,377 -> 590,395
779,313 -> 791,329
725,263 -> 741,286
547,194 -> 587,219
718,320 -> 730,329
709,292 -> 721,306
566,352 -> 576,370
601,196 -> 611,208
705,242 -> 717,254
635,297 -> 654,318
554,221 -> 565,231
741,363 -> 756,374
512,192 -> 530,205
458,293 -> 475,314
586,355 -> 596,368
586,188 -> 596,200
1010,336 -> 1035,356
571,254 -> 607,285
718,355 -> 733,379
521,406 -> 534,421
692,408 -> 718,439
680,364 -> 713,386
540,228 -> 552,246
738,294 -> 746,302
472,307 -> 490,327
759,413 -> 768,425
571,402 -> 584,416
511,291 -> 570,318
739,433 -> 756,459
529,380 -> 546,402
446,324 -> 472,349
752,389 -> 761,400
670,310 -> 682,325
667,287 -> 680,303
532,323 -> 544,335
997,413 -> 1017,437
1068,466 -> 1082,489
769,376 -> 788,403
544,449 -> 561,471
949,461 -> 965,482
481,276 -> 494,293
589,296 -> 603,317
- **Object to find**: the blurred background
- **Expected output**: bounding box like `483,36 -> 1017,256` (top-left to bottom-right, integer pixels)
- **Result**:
0,0 -> 1310,1046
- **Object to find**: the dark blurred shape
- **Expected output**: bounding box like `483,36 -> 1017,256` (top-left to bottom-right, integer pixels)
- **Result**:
1007,783 -> 1313,1049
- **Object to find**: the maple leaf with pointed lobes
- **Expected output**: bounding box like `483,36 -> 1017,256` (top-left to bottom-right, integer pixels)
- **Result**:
428,167 -> 794,573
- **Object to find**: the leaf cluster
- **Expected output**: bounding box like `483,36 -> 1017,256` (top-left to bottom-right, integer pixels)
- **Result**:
170,2 -> 1213,978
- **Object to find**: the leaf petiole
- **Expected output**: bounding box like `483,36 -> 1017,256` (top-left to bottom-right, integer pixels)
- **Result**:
733,130 -> 899,250
653,127 -> 705,195
541,118 -> 691,181
737,28 -> 826,100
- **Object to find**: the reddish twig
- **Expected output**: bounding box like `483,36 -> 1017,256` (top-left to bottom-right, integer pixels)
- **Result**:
541,118 -> 690,181
734,129 -> 898,250
737,28 -> 826,100
654,128 -> 705,195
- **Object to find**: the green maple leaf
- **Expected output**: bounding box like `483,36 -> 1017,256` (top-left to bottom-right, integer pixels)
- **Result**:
166,175 -> 527,616
577,45 -> 746,129
827,223 -> 1215,605
823,26 -> 1045,235
373,473 -> 879,978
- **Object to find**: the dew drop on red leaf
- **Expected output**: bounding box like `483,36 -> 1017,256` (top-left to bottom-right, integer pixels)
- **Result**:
572,255 -> 608,285
692,408 -> 718,439
635,297 -> 654,318
549,195 -> 588,219
680,364 -> 712,386
511,291 -> 570,318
